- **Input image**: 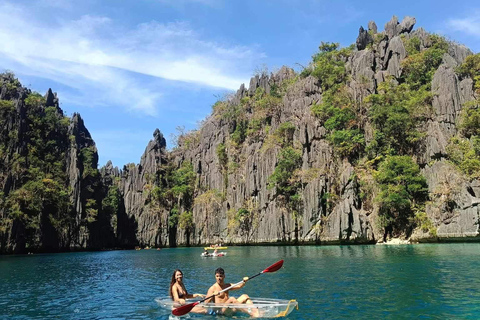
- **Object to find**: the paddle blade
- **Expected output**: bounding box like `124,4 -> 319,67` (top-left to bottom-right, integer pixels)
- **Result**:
262,259 -> 284,273
172,301 -> 199,316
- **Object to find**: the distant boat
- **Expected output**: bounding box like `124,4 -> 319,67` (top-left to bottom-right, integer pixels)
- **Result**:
204,246 -> 228,250
201,252 -> 227,257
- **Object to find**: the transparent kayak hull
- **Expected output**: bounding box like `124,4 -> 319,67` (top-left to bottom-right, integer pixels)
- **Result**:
155,297 -> 298,318
201,252 -> 227,257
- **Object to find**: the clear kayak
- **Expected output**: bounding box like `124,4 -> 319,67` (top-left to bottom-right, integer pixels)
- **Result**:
155,297 -> 298,318
201,252 -> 227,257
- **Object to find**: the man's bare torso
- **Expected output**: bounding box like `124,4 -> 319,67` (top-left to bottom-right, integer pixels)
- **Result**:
210,283 -> 231,303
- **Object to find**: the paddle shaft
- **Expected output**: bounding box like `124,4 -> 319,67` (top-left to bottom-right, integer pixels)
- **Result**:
186,269 -> 266,305
195,278 -> 245,305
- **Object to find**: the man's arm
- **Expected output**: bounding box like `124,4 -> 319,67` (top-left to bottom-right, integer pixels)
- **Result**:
227,277 -> 249,291
204,285 -> 215,303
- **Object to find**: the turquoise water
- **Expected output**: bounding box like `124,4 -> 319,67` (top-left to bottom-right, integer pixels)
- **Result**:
1,244 -> 480,319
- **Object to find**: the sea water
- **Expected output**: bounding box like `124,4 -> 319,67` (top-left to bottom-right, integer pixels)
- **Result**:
1,243 -> 480,319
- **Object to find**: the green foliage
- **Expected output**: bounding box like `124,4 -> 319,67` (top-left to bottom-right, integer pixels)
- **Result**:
327,129 -> 365,158
168,206 -> 179,228
309,42 -> 353,91
246,118 -> 264,137
231,120 -> 248,145
270,76 -> 298,98
235,208 -> 250,222
456,53 -> 480,93
311,85 -> 365,159
102,185 -> 121,216
227,199 -> 260,235
318,42 -> 339,52
86,198 -> 98,223
25,92 -> 46,107
401,34 -> 448,90
221,104 -> 243,121
5,173 -> 71,247
403,36 -> 421,55
459,100 -> 480,137
1,72 -> 21,97
178,211 -> 194,230
374,156 -> 428,232
0,99 -> 15,112
171,162 -> 196,199
0,76 -> 100,251
268,147 -> 302,198
365,80 -> 431,157
446,136 -> 480,179
212,100 -> 228,115
216,143 -> 228,168
276,122 -> 296,145
414,209 -> 437,237
261,121 -> 296,152
80,146 -> 99,180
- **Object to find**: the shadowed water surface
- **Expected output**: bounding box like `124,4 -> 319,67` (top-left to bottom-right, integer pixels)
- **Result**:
1,244 -> 480,319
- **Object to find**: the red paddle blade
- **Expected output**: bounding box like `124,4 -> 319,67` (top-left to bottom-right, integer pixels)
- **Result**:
262,259 -> 284,273
172,301 -> 199,316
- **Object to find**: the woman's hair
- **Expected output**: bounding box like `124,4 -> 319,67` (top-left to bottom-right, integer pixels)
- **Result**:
169,269 -> 183,299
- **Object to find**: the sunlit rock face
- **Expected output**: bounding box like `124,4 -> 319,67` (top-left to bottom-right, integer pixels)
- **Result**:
112,16 -> 479,247
1,16 -> 479,253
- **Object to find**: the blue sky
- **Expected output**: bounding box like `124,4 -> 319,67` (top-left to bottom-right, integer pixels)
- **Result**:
0,0 -> 479,168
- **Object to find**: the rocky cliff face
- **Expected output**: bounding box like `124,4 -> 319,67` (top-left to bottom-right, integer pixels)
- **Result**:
145,16 -> 478,246
1,16 -> 479,253
100,129 -> 170,248
0,75 -> 117,253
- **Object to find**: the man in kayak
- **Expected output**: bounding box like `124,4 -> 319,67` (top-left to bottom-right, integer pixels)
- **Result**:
205,267 -> 259,317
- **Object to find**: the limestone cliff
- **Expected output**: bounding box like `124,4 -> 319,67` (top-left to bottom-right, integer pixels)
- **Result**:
1,16 -> 480,253
124,16 -> 479,246
0,74 -> 116,253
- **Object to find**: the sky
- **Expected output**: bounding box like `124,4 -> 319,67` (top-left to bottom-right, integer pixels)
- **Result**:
0,0 -> 479,168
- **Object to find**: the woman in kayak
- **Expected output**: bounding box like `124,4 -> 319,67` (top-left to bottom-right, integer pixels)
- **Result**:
169,269 -> 205,311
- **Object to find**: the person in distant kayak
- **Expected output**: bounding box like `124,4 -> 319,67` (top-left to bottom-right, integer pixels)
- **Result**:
205,267 -> 259,316
169,269 -> 205,312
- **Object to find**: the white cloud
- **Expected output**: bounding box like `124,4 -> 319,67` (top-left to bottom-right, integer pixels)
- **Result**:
448,13 -> 480,37
0,1 -> 258,115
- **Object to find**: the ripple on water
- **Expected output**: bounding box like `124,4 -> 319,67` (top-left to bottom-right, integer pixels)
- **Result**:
2,244 -> 480,319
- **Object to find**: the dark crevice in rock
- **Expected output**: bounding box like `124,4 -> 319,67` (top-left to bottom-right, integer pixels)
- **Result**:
197,161 -> 202,174
467,186 -> 475,197
304,126 -> 311,153
384,49 -> 393,73
346,208 -> 354,241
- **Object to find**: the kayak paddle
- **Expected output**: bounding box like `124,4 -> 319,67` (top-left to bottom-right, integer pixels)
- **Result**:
172,259 -> 284,316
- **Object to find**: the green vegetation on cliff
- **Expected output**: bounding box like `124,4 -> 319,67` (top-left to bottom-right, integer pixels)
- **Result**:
447,53 -> 480,180
374,155 -> 428,235
0,73 -> 111,253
